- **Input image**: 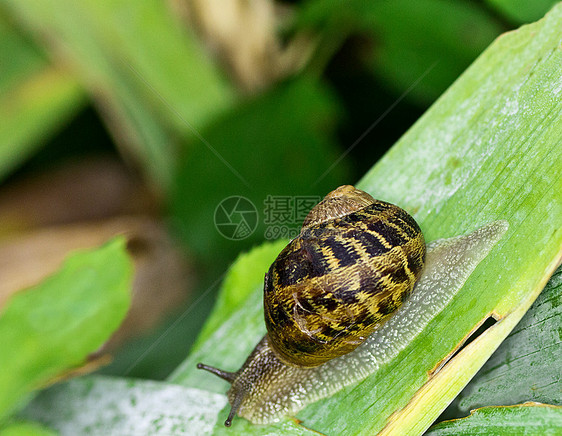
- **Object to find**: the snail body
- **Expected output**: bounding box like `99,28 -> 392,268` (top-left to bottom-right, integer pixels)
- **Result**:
198,185 -> 425,425
197,186 -> 508,427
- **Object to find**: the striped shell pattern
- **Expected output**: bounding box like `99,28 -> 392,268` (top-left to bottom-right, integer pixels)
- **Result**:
264,185 -> 426,367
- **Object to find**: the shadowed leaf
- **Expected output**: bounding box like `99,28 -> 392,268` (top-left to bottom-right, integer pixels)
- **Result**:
427,403 -> 562,435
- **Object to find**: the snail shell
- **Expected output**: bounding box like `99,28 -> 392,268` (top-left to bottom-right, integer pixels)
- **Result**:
198,185 -> 425,424
264,185 -> 425,367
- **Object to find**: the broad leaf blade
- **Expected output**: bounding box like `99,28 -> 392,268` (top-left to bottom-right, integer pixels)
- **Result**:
455,265 -> 562,410
0,238 -> 132,422
174,5 -> 562,435
20,376 -> 318,436
427,403 -> 562,435
302,5 -> 562,434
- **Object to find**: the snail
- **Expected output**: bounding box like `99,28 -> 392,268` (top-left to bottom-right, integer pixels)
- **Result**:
197,185 -> 508,427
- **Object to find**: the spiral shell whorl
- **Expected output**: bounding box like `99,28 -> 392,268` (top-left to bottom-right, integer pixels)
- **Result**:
264,186 -> 425,367
301,185 -> 376,229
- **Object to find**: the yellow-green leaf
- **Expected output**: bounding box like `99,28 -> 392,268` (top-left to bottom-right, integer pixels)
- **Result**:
0,238 -> 132,423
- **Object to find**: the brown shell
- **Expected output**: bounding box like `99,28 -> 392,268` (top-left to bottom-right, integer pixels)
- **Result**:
264,185 -> 425,367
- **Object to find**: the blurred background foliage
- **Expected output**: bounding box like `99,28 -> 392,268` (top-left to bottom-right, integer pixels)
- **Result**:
0,0 -> 558,388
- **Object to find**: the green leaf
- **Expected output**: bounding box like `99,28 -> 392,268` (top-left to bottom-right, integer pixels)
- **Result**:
426,403 -> 562,435
454,265 -> 562,410
188,239 -> 288,351
0,238 -> 133,422
19,376 -> 318,436
485,0 -> 559,24
0,0 -> 235,191
171,78 -> 349,266
0,68 -> 85,182
0,12 -> 45,95
173,4 -> 562,434
169,267 -> 266,394
300,5 -> 562,434
0,421 -> 57,436
299,0 -> 504,104
355,0 -> 503,104
0,14 -> 85,181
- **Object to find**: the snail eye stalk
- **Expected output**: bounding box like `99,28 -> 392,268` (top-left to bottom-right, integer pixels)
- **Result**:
196,363 -> 236,383
196,363 -> 246,427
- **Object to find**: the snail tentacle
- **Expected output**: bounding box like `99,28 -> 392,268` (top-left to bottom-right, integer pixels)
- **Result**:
197,363 -> 247,426
196,363 -> 237,383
